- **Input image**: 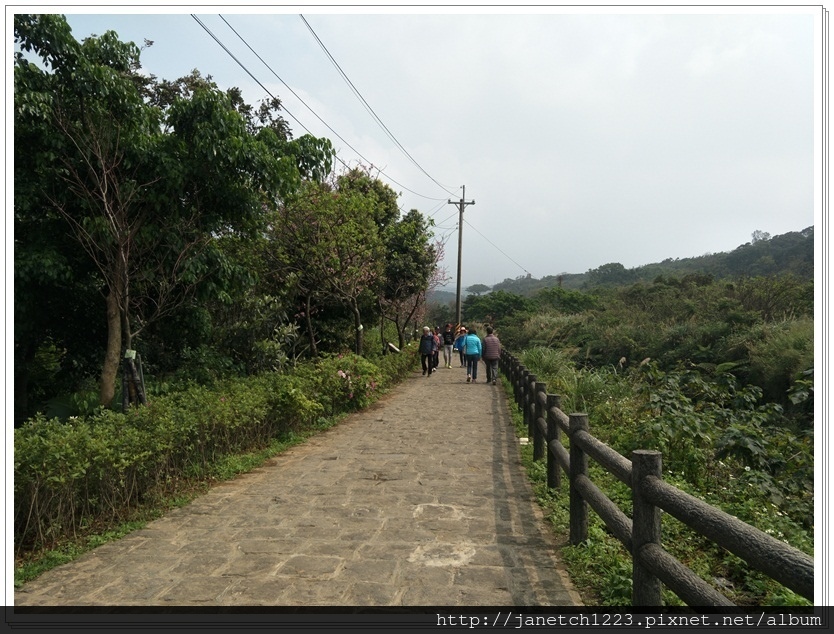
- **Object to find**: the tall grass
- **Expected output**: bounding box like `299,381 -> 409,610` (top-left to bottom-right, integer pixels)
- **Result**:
514,348 -> 812,606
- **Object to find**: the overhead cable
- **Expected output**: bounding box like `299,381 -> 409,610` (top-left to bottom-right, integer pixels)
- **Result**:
194,16 -> 529,279
193,14 -> 447,202
191,15 -> 312,136
464,218 -> 532,277
216,15 -> 448,202
299,14 -> 459,197
434,209 -> 460,229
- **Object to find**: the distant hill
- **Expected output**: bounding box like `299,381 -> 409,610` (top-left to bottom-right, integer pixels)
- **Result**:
427,289 -> 458,306
487,226 -> 814,296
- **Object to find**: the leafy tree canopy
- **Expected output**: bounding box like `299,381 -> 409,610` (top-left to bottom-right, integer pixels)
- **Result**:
462,290 -> 534,324
14,14 -> 332,408
466,284 -> 491,296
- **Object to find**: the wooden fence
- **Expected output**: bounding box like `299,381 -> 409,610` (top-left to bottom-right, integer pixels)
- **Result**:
498,349 -> 814,607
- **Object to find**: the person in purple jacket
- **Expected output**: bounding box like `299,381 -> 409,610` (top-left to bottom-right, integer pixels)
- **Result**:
482,326 -> 502,385
463,327 -> 482,383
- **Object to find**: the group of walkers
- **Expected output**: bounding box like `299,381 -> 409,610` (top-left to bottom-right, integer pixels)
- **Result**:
419,322 -> 502,385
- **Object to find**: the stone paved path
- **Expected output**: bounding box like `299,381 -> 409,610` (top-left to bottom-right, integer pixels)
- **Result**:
14,362 -> 582,608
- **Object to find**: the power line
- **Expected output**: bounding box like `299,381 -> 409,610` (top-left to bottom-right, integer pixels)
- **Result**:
299,14 -> 459,197
431,205 -> 530,278
193,15 -> 448,203
434,210 -> 460,229
191,15 -> 311,136
423,199 -> 450,219
216,15 -> 449,203
194,16 -> 529,281
464,218 -> 532,277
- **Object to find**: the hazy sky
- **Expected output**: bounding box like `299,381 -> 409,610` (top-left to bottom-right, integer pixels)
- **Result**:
54,7 -> 820,290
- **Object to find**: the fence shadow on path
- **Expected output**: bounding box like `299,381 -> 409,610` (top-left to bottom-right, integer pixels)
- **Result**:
485,382 -> 581,606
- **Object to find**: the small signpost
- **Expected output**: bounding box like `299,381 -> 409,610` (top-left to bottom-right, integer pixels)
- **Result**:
121,349 -> 147,410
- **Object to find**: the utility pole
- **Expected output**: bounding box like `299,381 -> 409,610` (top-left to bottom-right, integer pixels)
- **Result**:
448,185 -> 475,327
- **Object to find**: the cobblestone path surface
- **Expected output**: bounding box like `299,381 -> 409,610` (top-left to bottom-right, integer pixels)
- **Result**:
14,363 -> 582,608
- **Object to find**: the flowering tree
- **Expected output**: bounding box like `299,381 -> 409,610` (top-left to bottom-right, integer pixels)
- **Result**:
273,176 -> 384,356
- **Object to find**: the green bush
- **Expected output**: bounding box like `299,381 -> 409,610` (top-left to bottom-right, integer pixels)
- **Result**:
14,352 -> 411,558
292,353 -> 384,416
376,345 -> 420,384
520,347 -> 577,385
518,312 -> 587,351
745,317 -> 813,404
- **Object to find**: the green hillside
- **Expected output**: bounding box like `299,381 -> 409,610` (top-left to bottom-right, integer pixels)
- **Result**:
490,227 -> 813,296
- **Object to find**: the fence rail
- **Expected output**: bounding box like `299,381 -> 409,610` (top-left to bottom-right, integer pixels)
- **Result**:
498,349 -> 814,607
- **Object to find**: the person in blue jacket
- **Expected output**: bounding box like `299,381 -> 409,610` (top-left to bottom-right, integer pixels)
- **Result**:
463,327 -> 483,383
453,327 -> 467,368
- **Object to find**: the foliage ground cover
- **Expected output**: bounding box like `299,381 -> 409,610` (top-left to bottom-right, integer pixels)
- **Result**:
441,267 -> 813,606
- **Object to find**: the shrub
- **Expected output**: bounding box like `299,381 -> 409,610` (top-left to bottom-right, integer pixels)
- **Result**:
376,345 -> 420,385
15,410 -> 159,552
14,352 -> 408,558
314,353 -> 385,413
582,317 -> 649,368
515,350 -> 812,605
520,347 -> 577,384
745,317 -> 813,404
251,373 -> 325,432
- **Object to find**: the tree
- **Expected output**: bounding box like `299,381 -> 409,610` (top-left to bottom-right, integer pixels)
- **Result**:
14,15 -> 327,406
378,210 -> 438,348
16,15 -> 160,406
751,230 -> 771,244
466,284 -> 491,296
463,290 -> 534,324
586,262 -> 635,287
533,286 -> 597,314
273,176 -> 384,356
13,208 -> 104,422
336,166 -> 400,232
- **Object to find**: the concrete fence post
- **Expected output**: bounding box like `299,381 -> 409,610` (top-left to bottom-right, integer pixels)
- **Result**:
519,370 -> 527,426
546,394 -> 562,489
525,374 -> 538,439
515,361 -> 523,406
569,413 -> 589,544
533,382 -> 547,461
632,449 -> 663,606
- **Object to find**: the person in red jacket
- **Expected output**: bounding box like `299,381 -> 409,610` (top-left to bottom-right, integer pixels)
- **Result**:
482,326 -> 502,385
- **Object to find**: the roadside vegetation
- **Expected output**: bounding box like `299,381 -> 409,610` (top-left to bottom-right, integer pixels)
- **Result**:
476,269 -> 814,606
14,345 -> 418,587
